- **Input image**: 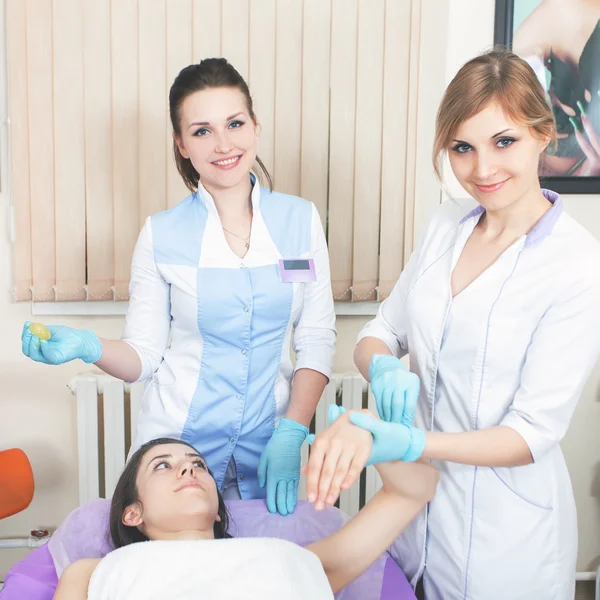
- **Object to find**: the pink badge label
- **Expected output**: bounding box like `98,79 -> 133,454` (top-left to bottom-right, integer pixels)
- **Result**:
279,258 -> 317,283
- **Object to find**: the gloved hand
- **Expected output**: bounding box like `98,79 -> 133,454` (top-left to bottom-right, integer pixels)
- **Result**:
369,354 -> 420,425
258,417 -> 309,515
349,412 -> 426,464
21,321 -> 103,365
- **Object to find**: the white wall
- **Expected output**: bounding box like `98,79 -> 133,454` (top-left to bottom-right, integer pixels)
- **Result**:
1,0 -> 600,582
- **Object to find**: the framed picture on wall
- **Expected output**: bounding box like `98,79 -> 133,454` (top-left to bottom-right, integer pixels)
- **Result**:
494,0 -> 600,194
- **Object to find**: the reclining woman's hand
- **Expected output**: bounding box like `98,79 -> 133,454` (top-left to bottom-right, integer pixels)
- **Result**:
304,405 -> 373,511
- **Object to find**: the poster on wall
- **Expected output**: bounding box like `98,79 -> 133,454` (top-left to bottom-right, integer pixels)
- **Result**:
495,0 -> 600,194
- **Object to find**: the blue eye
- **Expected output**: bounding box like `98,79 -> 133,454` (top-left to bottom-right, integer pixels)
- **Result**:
229,120 -> 244,129
496,137 -> 516,148
193,127 -> 210,137
451,143 -> 472,154
194,459 -> 207,470
155,461 -> 170,470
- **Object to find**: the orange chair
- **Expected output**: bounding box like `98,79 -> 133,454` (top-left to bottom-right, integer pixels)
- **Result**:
0,449 -> 34,520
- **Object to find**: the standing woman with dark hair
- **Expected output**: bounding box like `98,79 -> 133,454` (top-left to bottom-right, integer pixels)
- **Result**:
21,58 -> 336,517
319,49 -> 600,599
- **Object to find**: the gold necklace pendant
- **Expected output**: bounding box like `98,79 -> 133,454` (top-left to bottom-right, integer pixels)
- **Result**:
223,226 -> 250,247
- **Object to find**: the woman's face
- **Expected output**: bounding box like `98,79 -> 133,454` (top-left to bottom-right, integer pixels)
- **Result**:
175,86 -> 258,194
122,443 -> 220,539
448,102 -> 548,211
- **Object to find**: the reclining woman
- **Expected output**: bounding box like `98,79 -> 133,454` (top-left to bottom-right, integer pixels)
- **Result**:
52,409 -> 438,599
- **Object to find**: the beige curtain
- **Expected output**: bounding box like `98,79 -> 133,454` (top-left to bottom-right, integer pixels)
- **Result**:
8,0 -> 447,303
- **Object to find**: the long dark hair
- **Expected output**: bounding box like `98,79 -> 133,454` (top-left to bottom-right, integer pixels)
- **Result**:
109,437 -> 231,549
169,57 -> 273,192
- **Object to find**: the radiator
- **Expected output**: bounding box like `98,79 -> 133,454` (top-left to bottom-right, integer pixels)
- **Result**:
69,375 -> 144,508
69,373 -> 382,517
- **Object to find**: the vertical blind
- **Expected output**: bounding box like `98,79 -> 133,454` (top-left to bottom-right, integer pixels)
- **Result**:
7,0 -> 448,303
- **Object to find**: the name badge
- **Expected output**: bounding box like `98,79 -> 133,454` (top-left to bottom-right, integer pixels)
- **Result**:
278,258 -> 317,283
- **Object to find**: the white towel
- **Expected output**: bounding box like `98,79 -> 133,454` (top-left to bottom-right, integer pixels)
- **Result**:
88,537 -> 334,600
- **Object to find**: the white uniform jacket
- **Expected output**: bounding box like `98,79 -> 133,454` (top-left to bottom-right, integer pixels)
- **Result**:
123,178 -> 336,499
359,190 -> 600,600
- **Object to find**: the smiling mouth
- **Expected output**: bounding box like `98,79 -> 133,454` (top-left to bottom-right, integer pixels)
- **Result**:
475,179 -> 508,192
212,155 -> 242,168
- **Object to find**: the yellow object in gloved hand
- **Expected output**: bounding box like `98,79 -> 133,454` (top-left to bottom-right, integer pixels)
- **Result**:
22,321 -> 102,365
28,322 -> 51,341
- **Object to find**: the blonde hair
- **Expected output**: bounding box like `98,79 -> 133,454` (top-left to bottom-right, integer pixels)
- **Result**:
433,47 -> 557,179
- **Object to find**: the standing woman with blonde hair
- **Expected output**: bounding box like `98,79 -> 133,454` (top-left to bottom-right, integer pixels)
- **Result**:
324,48 -> 600,599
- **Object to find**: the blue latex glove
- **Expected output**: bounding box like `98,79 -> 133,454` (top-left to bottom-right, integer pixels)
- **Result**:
21,321 -> 102,365
258,417 -> 309,515
369,354 -> 420,425
349,412 -> 426,464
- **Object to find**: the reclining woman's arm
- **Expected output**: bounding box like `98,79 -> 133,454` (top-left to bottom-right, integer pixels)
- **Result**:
305,411 -> 438,594
53,558 -> 100,599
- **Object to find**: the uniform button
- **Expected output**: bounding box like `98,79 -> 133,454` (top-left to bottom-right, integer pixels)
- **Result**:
243,306 -> 249,313
239,263 -> 245,269
229,437 -> 235,444
241,349 -> 247,355
239,474 -> 246,481
236,394 -> 242,400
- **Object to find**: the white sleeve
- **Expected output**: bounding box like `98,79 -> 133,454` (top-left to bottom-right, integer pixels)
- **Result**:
501,271 -> 600,462
292,205 -> 336,379
356,198 -> 466,357
121,217 -> 171,382
356,247 -> 420,359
